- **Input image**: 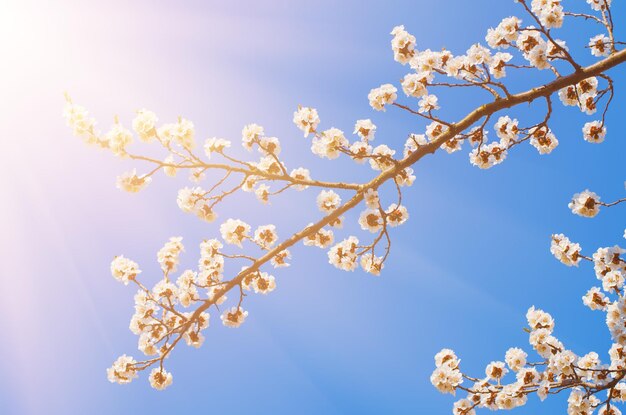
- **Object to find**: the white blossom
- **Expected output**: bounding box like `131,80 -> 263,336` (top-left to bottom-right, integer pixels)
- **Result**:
529,126 -> 558,155
107,355 -> 138,385
252,272 -> 276,294
582,121 -> 606,144
158,118 -> 195,149
177,270 -> 198,307
177,187 -> 217,222
317,190 -> 341,213
328,236 -> 359,271
533,0 -> 563,29
505,347 -> 527,372
494,116 -> 519,146
251,184 -> 269,204
303,226 -> 334,249
349,141 -> 373,164
526,306 -> 554,332
254,224 -> 278,250
469,142 -> 507,169
157,237 -> 184,273
425,122 -> 447,142
550,234 -> 582,266
401,72 -> 430,98
587,0 -> 612,11
418,94 -> 439,113
63,101 -> 97,142
360,253 -> 384,276
353,119 -> 376,141
290,167 -> 312,191
453,399 -> 476,415
489,52 -> 513,79
391,25 -> 416,64
258,136 -> 281,156
220,219 -> 251,247
311,128 -> 348,159
396,167 -> 416,187
163,155 -> 178,177
116,170 -> 151,193
369,144 -> 396,171
204,137 -> 231,157
221,306 -> 248,328
242,123 -> 264,151
106,123 -> 133,157
358,209 -> 383,233
271,249 -> 291,268
364,188 -> 380,209
590,34 -> 611,57
293,106 -> 320,136
149,368 -> 173,391
569,190 -> 601,218
132,109 -> 157,142
583,287 -> 609,311
485,361 -> 508,380
431,364 -> 462,395
485,16 -> 521,49
466,43 -> 491,66
385,204 -> 409,227
368,84 -> 397,111
110,255 -> 141,285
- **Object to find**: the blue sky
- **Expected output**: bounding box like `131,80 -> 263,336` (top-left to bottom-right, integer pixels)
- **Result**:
1,0 -> 625,414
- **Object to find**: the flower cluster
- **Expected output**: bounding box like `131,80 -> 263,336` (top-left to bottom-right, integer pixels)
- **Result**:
177,187 -> 217,222
558,76 -> 600,115
391,25 -> 416,64
550,233 -> 582,267
435,181 -> 626,413
368,84 -> 398,111
568,188 -> 626,219
431,349 -> 463,395
293,106 -> 320,136
106,233 -> 290,389
110,256 -> 141,285
432,303 -> 626,413
569,190 -> 601,218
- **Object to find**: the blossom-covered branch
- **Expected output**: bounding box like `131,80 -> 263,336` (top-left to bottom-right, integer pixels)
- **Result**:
432,183 -> 626,415
64,0 -> 626,393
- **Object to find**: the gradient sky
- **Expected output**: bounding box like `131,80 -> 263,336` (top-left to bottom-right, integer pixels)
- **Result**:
1,0 -> 625,414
